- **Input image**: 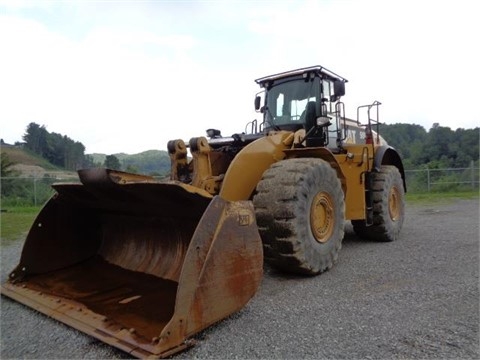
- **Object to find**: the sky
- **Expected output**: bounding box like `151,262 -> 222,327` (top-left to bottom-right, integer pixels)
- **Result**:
0,0 -> 478,155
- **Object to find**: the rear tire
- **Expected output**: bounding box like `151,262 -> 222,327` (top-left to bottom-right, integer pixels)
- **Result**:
253,158 -> 345,275
352,165 -> 405,242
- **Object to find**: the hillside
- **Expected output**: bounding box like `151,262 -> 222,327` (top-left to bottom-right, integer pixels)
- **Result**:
89,150 -> 170,175
2,145 -> 171,177
0,145 -> 77,178
1,145 -> 58,169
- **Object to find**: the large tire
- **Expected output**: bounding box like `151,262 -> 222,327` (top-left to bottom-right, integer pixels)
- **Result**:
352,165 -> 405,242
253,158 -> 345,275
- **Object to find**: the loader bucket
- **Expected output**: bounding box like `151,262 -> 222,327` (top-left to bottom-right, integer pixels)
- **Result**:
1,168 -> 263,358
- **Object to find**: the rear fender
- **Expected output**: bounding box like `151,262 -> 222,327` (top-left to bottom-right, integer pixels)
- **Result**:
374,146 -> 407,192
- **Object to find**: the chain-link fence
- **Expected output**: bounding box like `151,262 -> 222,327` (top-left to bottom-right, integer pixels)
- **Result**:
1,164 -> 479,207
1,174 -> 79,207
404,162 -> 479,193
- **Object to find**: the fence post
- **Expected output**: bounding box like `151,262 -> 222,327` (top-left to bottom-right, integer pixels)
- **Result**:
472,160 -> 475,189
33,174 -> 37,207
426,166 -> 430,192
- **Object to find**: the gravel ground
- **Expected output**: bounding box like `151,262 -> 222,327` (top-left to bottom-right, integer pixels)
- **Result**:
1,198 -> 479,359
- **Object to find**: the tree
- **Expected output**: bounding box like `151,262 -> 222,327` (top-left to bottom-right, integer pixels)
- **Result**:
1,152 -> 18,178
104,155 -> 121,170
453,128 -> 479,167
81,154 -> 97,169
22,122 -> 88,170
125,165 -> 139,174
379,123 -> 427,160
23,122 -> 48,156
1,152 -> 20,197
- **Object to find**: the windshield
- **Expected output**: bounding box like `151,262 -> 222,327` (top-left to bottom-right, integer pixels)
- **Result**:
265,77 -> 321,129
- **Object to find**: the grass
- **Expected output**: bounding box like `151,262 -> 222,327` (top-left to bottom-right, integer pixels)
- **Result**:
0,206 -> 41,246
406,190 -> 479,205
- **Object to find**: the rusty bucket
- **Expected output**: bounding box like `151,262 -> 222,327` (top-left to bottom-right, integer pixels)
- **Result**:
1,168 -> 263,358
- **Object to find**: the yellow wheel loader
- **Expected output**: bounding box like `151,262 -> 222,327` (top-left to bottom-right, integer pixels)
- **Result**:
1,65 -> 406,358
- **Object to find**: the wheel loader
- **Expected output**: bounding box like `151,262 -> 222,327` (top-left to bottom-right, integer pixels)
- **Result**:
1,65 -> 406,358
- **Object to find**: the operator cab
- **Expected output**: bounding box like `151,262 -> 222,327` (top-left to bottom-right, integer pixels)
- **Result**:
255,65 -> 347,148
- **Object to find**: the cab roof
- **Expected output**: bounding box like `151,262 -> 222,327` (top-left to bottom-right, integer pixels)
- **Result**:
255,65 -> 348,88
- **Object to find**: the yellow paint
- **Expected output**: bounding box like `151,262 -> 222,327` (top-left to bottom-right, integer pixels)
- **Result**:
219,131 -> 292,201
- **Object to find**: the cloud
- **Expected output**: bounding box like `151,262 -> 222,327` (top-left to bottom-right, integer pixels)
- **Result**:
0,4 -> 267,153
0,14 -> 208,153
0,1 -> 478,155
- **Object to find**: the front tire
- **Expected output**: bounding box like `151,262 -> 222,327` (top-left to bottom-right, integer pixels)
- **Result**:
352,165 -> 405,242
253,158 -> 345,275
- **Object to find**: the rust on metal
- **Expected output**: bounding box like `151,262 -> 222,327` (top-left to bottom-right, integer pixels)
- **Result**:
1,168 -> 263,358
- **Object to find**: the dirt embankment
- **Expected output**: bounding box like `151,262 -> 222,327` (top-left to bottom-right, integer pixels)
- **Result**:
2,145 -> 77,179
10,164 -> 77,179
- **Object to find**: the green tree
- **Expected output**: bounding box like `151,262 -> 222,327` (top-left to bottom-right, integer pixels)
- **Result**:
23,122 -> 49,156
125,165 -> 139,174
104,155 -> 121,170
81,154 -> 97,168
1,152 -> 16,178
378,123 -> 479,170
379,123 -> 427,160
22,122 -> 88,170
453,128 -> 479,167
0,152 -> 24,199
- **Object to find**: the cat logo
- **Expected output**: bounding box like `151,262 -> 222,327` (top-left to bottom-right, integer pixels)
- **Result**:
343,126 -> 366,144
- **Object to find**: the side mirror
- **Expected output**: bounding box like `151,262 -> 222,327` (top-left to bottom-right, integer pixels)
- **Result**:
254,95 -> 261,111
333,80 -> 345,98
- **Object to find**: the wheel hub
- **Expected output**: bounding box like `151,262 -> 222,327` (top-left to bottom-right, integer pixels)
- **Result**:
389,186 -> 401,221
310,191 -> 335,243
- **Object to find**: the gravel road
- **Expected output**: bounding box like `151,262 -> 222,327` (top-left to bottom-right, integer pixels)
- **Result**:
1,198 -> 479,359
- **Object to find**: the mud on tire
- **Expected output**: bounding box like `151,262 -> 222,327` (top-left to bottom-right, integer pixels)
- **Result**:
352,165 -> 405,242
253,158 -> 345,275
